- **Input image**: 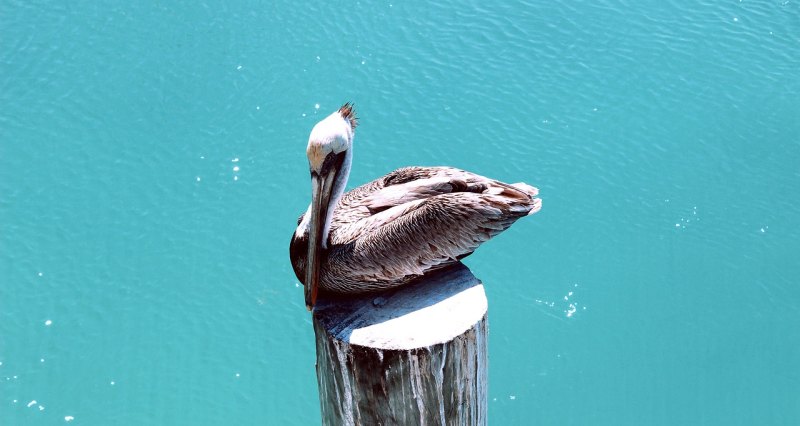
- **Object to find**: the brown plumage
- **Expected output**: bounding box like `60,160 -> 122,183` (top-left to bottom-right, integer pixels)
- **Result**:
289,104 -> 541,308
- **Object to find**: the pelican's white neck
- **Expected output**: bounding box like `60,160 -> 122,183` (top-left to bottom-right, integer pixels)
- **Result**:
322,146 -> 352,247
294,146 -> 352,248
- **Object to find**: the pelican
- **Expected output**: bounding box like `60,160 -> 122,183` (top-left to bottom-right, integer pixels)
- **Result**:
290,103 -> 541,309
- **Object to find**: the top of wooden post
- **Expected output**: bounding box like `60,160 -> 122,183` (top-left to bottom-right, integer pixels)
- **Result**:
313,263 -> 486,350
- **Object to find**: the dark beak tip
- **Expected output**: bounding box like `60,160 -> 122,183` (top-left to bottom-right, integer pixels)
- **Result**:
304,290 -> 313,311
305,293 -> 317,311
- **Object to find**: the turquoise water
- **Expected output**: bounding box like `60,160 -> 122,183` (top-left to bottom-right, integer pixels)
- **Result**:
2,0 -> 799,424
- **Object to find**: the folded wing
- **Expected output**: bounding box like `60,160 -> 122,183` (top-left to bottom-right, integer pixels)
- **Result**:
327,167 -> 540,290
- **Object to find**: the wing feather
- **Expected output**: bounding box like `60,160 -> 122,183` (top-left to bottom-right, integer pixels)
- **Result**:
327,191 -> 539,291
320,166 -> 540,293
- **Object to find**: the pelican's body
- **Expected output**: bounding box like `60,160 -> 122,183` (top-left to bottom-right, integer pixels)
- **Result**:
290,104 -> 541,308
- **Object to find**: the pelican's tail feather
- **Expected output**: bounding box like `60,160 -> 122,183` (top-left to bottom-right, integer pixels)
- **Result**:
511,182 -> 541,215
511,182 -> 538,197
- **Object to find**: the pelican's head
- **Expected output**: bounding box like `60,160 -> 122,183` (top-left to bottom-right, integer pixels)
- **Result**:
303,103 -> 357,310
306,103 -> 357,173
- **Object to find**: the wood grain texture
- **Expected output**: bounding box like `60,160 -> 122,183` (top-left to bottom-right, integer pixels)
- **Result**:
313,263 -> 488,426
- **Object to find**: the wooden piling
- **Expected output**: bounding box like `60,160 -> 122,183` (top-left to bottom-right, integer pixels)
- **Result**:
312,263 -> 488,426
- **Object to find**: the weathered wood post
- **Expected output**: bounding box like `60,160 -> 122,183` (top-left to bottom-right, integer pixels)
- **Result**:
313,263 -> 488,425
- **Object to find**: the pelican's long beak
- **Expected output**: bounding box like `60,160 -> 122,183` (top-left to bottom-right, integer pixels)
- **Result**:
305,162 -> 339,310
303,103 -> 356,310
